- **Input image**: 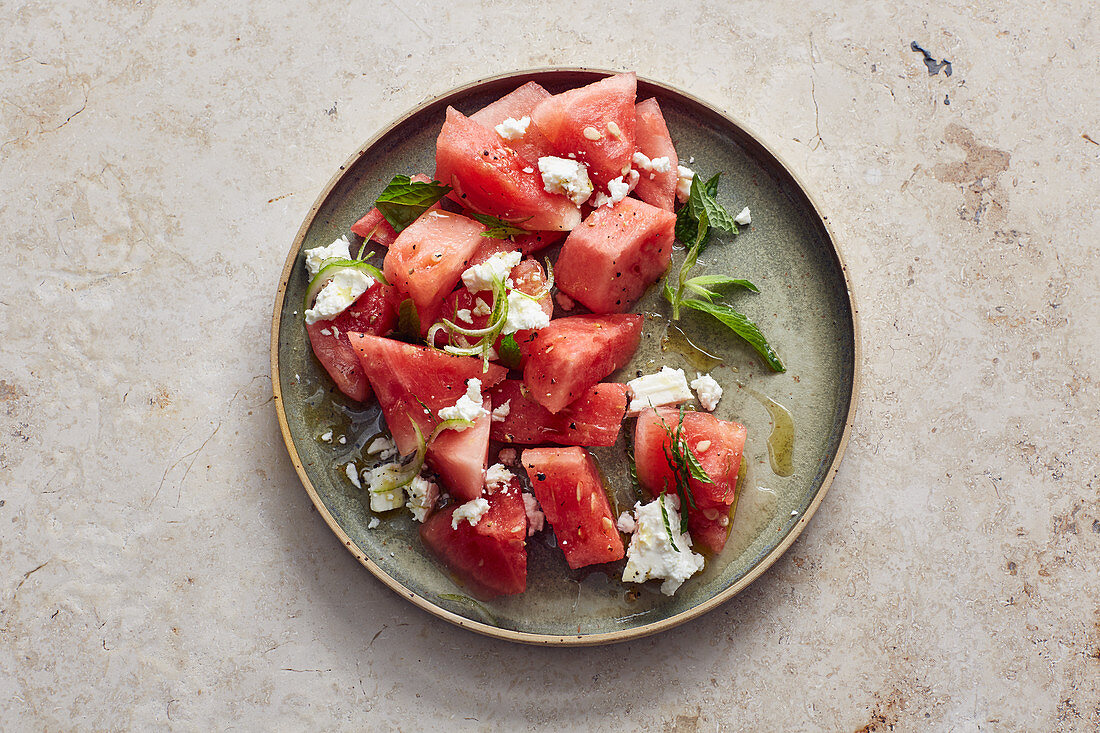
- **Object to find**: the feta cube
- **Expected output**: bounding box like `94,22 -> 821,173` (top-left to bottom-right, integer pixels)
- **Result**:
365,464 -> 406,512
625,367 -> 694,415
404,474 -> 438,522
438,378 -> 489,426
676,165 -> 695,203
494,115 -> 530,140
303,236 -> 352,278
538,156 -> 594,206
734,207 -> 751,226
344,462 -> 361,489
484,463 -> 513,491
304,267 -> 374,324
621,495 -> 705,595
491,400 -> 511,422
690,373 -> 723,411
451,497 -> 490,530
462,250 -> 522,293
631,152 -> 671,173
503,290 -> 550,334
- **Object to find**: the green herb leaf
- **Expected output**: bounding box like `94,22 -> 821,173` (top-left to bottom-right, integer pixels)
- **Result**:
374,175 -> 451,233
685,275 -> 759,292
689,172 -> 739,237
681,298 -> 785,372
469,213 -> 530,239
497,333 -> 522,369
657,489 -> 679,551
396,298 -> 421,341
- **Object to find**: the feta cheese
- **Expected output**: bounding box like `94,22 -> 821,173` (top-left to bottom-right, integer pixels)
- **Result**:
304,267 -> 374,324
626,366 -> 694,415
485,463 -> 513,492
451,497 -> 490,529
498,447 -> 517,466
538,156 -> 594,206
319,328 -> 331,336
734,206 -> 751,226
338,435 -> 346,445
593,170 -> 640,208
676,165 -> 695,203
438,378 -> 489,426
456,308 -> 473,324
462,250 -> 522,293
622,495 -> 705,595
616,511 -> 637,534
404,474 -> 438,522
345,462 -> 362,489
522,493 -> 545,536
368,517 -> 380,529
491,400 -> 511,422
494,115 -> 530,140
303,236 -> 352,278
366,436 -> 397,458
320,430 -> 333,442
365,464 -> 405,512
503,290 -> 550,334
690,373 -> 723,411
472,297 -> 492,316
631,152 -> 672,173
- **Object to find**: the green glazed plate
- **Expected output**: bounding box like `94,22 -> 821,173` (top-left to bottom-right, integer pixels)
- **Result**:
271,69 -> 859,645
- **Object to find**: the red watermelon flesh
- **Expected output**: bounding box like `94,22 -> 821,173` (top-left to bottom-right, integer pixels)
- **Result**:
521,447 -> 624,568
521,314 -> 643,413
419,487 -> 527,599
489,380 -> 628,447
633,407 -> 747,554
383,210 -> 486,333
631,98 -> 679,212
350,174 -> 436,245
347,331 -> 506,459
513,229 -> 566,256
530,72 -> 637,188
555,197 -> 675,313
428,398 -> 492,502
435,107 -> 582,232
469,81 -> 555,164
305,282 -> 399,401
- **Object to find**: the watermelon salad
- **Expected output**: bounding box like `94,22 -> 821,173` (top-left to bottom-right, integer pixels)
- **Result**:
298,72 -> 782,602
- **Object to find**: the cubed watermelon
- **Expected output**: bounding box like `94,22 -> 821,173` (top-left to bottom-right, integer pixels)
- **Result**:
419,488 -> 527,599
435,107 -> 582,232
305,282 -> 398,401
634,407 -> 747,554
521,314 -> 642,413
489,380 -> 628,447
530,73 -> 637,188
521,447 -> 624,569
383,210 -> 486,333
470,81 -> 555,164
631,98 -> 679,211
512,229 -> 566,256
555,197 -> 676,313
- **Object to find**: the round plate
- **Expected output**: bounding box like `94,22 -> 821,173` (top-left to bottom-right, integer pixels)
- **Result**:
272,68 -> 859,645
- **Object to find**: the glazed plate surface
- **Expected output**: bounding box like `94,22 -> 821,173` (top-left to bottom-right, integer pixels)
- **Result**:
271,69 -> 858,645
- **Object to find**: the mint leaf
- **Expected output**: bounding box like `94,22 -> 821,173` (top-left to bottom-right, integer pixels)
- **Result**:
681,298 -> 785,372
658,489 -> 679,551
685,275 -> 759,292
396,298 -> 421,342
689,172 -> 738,237
497,333 -> 522,369
468,213 -> 530,240
375,175 -> 451,233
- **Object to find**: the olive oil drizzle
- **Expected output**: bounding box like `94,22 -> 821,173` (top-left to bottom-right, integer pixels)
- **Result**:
743,387 -> 794,477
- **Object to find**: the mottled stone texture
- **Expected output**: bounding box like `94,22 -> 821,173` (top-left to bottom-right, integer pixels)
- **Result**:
1,0 -> 1097,730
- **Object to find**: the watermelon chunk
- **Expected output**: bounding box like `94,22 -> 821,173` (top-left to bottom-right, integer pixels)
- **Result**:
512,229 -> 566,256
521,314 -> 642,413
470,81 -> 555,164
419,488 -> 527,599
489,380 -> 628,447
631,98 -> 679,212
555,197 -> 676,313
350,174 -> 437,246
347,333 -> 507,498
634,408 -> 747,554
521,447 -> 624,568
383,210 -> 485,333
530,73 -> 637,188
305,282 -> 398,401
435,107 -> 582,232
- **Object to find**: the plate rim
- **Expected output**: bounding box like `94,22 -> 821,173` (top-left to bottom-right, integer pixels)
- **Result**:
270,66 -> 862,646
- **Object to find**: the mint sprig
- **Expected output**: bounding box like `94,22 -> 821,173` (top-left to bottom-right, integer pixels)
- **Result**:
468,213 -> 531,240
375,175 -> 451,233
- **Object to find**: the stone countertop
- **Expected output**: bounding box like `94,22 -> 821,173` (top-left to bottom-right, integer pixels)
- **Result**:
2,1 -> 1097,730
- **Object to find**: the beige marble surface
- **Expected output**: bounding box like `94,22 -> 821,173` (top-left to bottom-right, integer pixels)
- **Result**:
2,0 -> 1098,730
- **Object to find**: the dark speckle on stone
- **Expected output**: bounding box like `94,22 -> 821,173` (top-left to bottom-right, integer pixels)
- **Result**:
1092,520 -> 1100,534
910,41 -> 953,76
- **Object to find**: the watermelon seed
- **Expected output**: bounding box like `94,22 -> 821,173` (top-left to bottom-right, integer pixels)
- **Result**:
583,126 -> 602,141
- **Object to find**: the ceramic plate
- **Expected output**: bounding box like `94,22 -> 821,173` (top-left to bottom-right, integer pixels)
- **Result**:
271,69 -> 858,645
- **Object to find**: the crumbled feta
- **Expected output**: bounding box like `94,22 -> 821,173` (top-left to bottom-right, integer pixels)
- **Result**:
303,236 -> 352,278
622,495 -> 705,595
319,328 -> 331,336
494,115 -> 530,140
368,517 -> 380,529
734,206 -> 751,226
593,170 -> 640,208
485,463 -> 513,491
366,436 -> 397,458
632,152 -> 672,173
345,462 -> 361,488
438,378 -> 489,426
616,511 -> 637,534
538,156 -> 594,206
690,373 -> 723,411
365,464 -> 405,512
472,297 -> 491,316
676,165 -> 695,203
522,493 -> 545,536
462,250 -> 522,293
491,400 -> 511,422
503,290 -> 550,334
455,308 -> 474,324
452,497 -> 490,529
338,435 -> 346,445
320,430 -> 333,442
626,366 -> 694,415
405,474 -> 438,522
498,447 -> 517,466
304,267 -> 374,324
